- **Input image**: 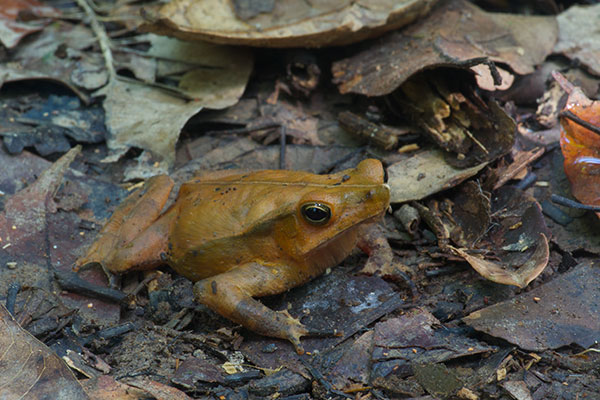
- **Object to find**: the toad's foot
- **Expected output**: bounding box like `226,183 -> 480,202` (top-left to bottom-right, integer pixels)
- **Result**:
193,262 -> 322,354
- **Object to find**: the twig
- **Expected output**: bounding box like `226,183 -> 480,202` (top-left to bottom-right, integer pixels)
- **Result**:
551,70 -> 574,94
75,0 -> 116,84
551,194 -> 600,211
116,75 -> 194,100
204,121 -> 281,137
541,199 -> 573,226
514,172 -> 537,190
279,125 -> 287,169
559,110 -> 600,136
78,322 -> 137,346
54,270 -> 127,303
6,282 -> 21,317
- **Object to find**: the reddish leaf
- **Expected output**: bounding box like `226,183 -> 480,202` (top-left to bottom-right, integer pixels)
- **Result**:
554,71 -> 600,214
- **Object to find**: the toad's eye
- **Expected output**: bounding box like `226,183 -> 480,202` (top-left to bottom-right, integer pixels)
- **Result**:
301,202 -> 331,225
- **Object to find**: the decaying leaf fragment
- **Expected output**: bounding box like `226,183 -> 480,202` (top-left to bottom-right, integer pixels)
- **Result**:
387,149 -> 488,204
554,72 -> 600,217
392,70 -> 516,167
141,0 -> 438,48
438,181 -> 491,248
554,3 -> 600,76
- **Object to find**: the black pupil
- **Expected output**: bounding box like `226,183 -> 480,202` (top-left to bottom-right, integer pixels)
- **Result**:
304,205 -> 329,222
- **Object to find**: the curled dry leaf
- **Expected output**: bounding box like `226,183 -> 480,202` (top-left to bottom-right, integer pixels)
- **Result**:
554,72 -> 600,217
451,234 -> 549,288
332,0 -> 557,96
0,21 -> 102,98
140,0 -> 438,48
449,187 -> 551,288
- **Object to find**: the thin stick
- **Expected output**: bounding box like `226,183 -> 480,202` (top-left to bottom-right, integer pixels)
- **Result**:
279,125 -> 286,169
551,194 -> 600,211
75,0 -> 116,83
559,110 -> 600,136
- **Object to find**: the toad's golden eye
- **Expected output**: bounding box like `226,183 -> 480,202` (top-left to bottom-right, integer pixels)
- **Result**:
300,202 -> 331,225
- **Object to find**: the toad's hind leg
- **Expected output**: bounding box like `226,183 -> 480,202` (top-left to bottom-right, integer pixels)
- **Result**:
193,263 -> 312,354
75,175 -> 175,273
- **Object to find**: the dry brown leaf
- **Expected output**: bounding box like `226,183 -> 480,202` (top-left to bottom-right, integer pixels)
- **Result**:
448,186 -> 551,288
140,0 -> 438,48
248,100 -> 322,146
80,376 -> 144,400
0,146 -> 80,256
124,377 -> 193,400
463,265 -> 600,351
492,147 -> 545,190
0,0 -> 60,49
0,304 -> 88,399
145,35 -> 253,105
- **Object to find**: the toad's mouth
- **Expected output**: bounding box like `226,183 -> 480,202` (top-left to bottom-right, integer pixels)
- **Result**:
308,212 -> 385,254
301,213 -> 384,275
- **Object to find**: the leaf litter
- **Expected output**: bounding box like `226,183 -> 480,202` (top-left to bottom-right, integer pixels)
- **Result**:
1,0 -> 600,398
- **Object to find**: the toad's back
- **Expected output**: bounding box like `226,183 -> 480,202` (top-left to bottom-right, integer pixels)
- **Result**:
164,163 -> 389,281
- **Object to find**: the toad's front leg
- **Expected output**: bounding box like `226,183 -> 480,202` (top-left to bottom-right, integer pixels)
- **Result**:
193,262 -> 315,354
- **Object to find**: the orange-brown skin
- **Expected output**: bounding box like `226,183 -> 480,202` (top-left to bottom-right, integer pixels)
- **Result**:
76,159 -> 390,353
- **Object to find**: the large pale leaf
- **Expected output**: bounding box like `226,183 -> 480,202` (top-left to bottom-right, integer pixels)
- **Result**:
141,0 -> 438,48
99,36 -> 253,173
